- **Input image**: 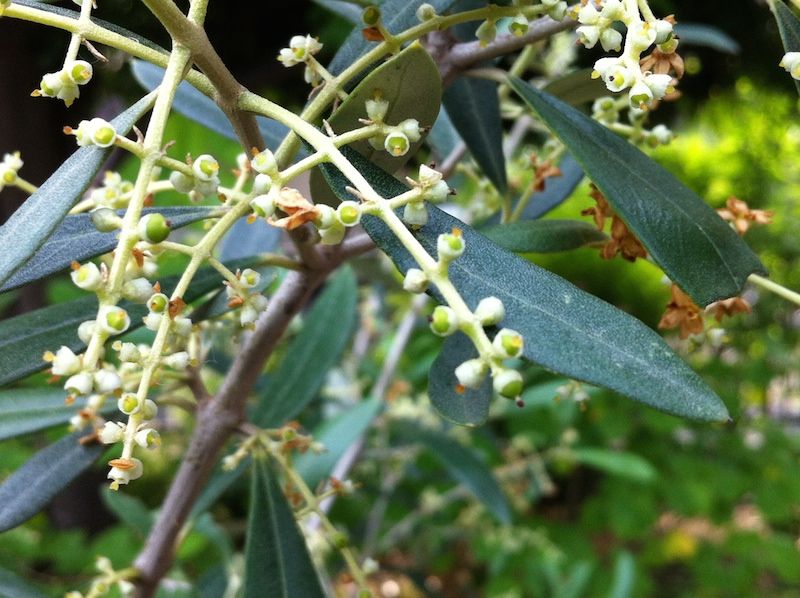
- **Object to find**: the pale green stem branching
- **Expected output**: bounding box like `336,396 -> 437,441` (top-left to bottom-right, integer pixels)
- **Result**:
749,274 -> 800,307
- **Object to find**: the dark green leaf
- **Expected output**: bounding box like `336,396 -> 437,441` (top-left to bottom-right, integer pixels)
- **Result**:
429,334 -> 492,426
608,551 -> 636,598
295,397 -> 381,487
509,77 -> 765,305
443,76 -> 507,193
571,447 -> 657,483
674,23 -> 741,55
313,0 -> 361,23
543,68 -> 610,106
328,0 -> 459,74
319,148 -> 731,421
398,425 -> 511,524
0,431 -> 104,532
428,107 -> 462,162
15,0 -> 166,53
0,388 -> 115,441
0,94 -> 156,289
0,565 -> 47,598
773,1 -> 800,95
218,216 -> 281,262
252,267 -> 358,426
244,459 -> 324,598
0,261 -> 252,387
131,60 -> 289,150
101,487 -> 154,536
311,43 -> 441,204
0,207 -> 219,293
560,562 -> 594,598
481,220 -> 607,253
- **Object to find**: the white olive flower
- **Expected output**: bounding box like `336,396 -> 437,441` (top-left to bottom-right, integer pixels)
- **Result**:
99,421 -> 126,444
134,428 -> 161,449
437,230 -> 465,261
402,268 -> 428,294
192,154 -> 219,182
278,35 -> 323,67
493,369 -> 523,399
780,52 -> 800,79
493,328 -> 524,359
403,201 -> 428,226
71,262 -> 103,291
107,457 -> 143,488
336,201 -> 362,227
94,368 -> 121,394
475,296 -> 505,326
430,305 -> 459,337
48,346 -> 82,377
251,148 -> 277,175
64,371 -> 93,396
455,359 -> 488,389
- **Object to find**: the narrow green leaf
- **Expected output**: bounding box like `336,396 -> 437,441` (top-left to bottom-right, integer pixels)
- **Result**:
101,487 -> 155,537
509,77 -> 766,305
15,0 -> 166,53
0,207 -> 218,293
608,551 -> 636,598
311,43 -> 442,204
0,388 -> 115,441
252,267 -> 358,426
0,93 -> 156,289
773,1 -> 800,95
428,334 -> 492,426
191,459 -> 250,518
443,76 -> 507,193
428,107 -> 462,162
0,566 -> 48,598
328,0 -> 459,75
295,397 -> 381,487
318,148 -> 731,421
0,260 -> 252,387
218,216 -> 281,262
0,431 -> 104,532
543,68 -> 609,106
131,60 -> 289,150
673,23 -> 741,55
399,425 -> 511,524
571,448 -> 657,483
244,459 -> 324,598
481,220 -> 607,253
312,0 -> 361,23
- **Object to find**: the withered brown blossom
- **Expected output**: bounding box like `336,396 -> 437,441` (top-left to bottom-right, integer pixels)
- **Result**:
582,184 -> 647,262
716,197 -> 773,235
268,187 -> 320,230
658,284 -> 704,339
707,296 -> 751,322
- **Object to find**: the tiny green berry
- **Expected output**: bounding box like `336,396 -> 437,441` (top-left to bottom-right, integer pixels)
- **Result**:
336,201 -> 362,226
138,213 -> 171,244
430,305 -> 459,336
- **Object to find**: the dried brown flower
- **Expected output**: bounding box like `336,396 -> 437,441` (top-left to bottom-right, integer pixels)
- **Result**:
707,296 -> 751,322
659,284 -> 704,339
717,197 -> 773,235
268,187 -> 321,230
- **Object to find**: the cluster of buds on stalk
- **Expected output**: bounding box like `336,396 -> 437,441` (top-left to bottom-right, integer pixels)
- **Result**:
577,0 -> 676,110
474,0 -> 568,47
224,268 -> 270,328
170,153 -> 221,200
277,34 -> 326,86
591,96 -> 674,147
32,59 -> 93,106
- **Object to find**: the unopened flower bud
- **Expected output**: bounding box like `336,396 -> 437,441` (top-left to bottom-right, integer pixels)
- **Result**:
252,173 -> 273,194
71,262 -> 103,291
424,181 -> 450,203
509,13 -> 529,37
455,358 -> 488,389
653,19 -> 674,45
170,170 -> 194,194
122,277 -> 154,303
65,371 -> 93,396
365,96 -> 389,122
418,164 -> 443,187
362,5 -> 381,26
118,393 -> 140,415
192,154 -> 219,182
251,192 -> 276,218
77,320 -> 96,344
135,428 -> 161,449
599,27 -> 622,52
476,19 -> 497,47
138,213 -> 171,244
164,351 -> 190,370
384,131 -> 410,157
94,368 -> 121,393
493,328 -> 524,358
48,346 -> 82,376
437,229 -> 465,260
142,399 -> 158,420
99,421 -> 126,444
251,149 -> 277,175
315,204 -> 336,229
493,369 -> 523,398
430,305 -> 459,336
403,201 -> 428,226
240,268 -> 261,289
319,222 -> 346,245
403,268 -> 428,293
416,3 -> 437,21
475,296 -> 505,326
781,52 -> 800,79
116,342 -> 141,363
99,305 -> 130,335
90,207 -> 122,232
66,60 -> 93,85
398,119 -> 421,142
147,293 -> 169,314
336,201 -> 362,227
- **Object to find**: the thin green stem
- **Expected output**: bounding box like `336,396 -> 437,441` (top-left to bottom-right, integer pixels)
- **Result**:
11,177 -> 38,195
749,274 -> 800,307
